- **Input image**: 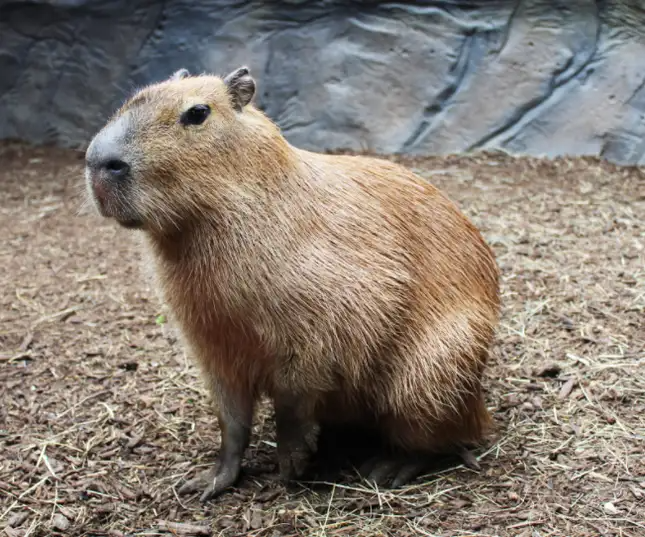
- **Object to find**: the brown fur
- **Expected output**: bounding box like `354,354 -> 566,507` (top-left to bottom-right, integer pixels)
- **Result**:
87,70 -> 500,478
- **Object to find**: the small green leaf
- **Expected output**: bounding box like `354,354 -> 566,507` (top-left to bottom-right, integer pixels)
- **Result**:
155,314 -> 166,325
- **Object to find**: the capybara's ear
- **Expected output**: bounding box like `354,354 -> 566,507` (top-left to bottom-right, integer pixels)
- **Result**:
223,66 -> 255,111
169,68 -> 190,81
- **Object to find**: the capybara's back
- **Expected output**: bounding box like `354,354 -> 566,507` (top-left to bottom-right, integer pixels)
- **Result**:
84,66 -> 500,500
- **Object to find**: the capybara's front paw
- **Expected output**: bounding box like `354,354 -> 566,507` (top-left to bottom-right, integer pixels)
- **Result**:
277,425 -> 318,482
278,444 -> 312,482
178,463 -> 241,502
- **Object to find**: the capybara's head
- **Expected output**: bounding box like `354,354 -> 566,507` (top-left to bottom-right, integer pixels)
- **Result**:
84,67 -> 286,232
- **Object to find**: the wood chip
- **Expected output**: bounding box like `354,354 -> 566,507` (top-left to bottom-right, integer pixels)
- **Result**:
126,432 -> 144,449
57,505 -> 76,520
51,513 -> 70,531
603,501 -> 620,515
157,521 -> 212,536
250,509 -> 263,530
4,527 -> 25,537
254,488 -> 282,503
558,378 -> 576,399
113,481 -> 138,500
18,332 -> 33,352
7,511 -> 29,528
451,498 -> 470,509
507,519 -> 546,529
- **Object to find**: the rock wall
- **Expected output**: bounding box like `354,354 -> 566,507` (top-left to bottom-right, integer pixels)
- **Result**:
1,0 -> 645,164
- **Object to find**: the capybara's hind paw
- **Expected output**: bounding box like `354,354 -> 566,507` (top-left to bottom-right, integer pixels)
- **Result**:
360,447 -> 482,488
458,446 -> 481,470
359,457 -> 428,489
178,465 -> 240,502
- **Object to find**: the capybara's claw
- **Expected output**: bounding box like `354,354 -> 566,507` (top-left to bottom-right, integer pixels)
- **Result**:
178,465 -> 240,502
178,468 -> 215,496
361,457 -> 428,489
458,446 -> 481,470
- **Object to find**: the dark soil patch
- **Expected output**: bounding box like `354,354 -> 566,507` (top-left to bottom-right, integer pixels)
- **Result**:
1,142 -> 644,536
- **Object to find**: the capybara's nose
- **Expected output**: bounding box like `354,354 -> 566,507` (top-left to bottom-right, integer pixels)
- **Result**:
85,111 -> 133,178
102,159 -> 130,178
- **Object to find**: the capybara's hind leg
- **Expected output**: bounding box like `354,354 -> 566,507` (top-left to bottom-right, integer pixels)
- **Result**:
360,390 -> 491,488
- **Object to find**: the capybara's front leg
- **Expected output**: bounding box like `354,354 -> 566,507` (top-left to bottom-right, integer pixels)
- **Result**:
178,387 -> 253,502
273,391 -> 318,482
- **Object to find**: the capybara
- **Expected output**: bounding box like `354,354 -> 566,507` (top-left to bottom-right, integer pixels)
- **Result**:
84,66 -> 500,502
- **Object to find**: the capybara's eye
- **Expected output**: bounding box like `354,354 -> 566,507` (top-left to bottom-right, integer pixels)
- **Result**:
180,104 -> 211,126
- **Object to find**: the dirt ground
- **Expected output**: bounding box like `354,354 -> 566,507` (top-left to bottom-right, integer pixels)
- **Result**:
1,141 -> 643,537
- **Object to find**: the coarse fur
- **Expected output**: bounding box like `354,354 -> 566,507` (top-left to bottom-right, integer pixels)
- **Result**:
84,67 -> 501,496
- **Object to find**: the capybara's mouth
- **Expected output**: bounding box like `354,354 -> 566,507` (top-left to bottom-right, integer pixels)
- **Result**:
91,185 -> 118,220
117,218 -> 144,229
89,178 -> 109,212
85,170 -> 142,228
88,179 -> 142,229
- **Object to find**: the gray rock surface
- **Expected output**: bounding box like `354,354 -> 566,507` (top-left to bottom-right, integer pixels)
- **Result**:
1,0 -> 645,164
